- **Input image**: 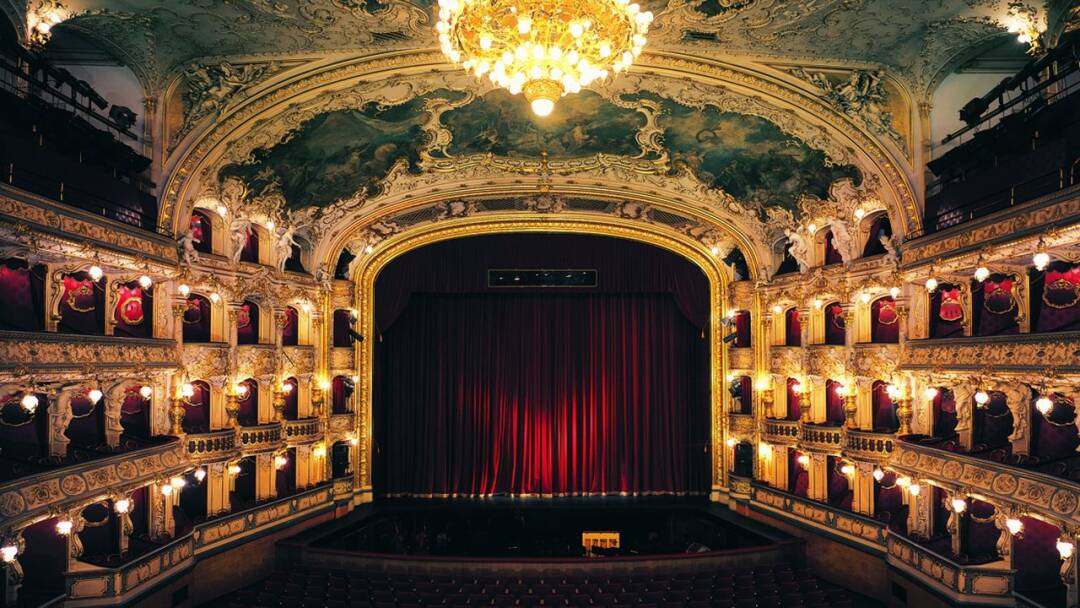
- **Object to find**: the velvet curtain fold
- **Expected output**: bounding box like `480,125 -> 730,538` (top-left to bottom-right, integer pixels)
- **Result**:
374,292 -> 709,497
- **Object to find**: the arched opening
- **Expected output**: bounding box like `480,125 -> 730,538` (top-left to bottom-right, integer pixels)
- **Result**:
276,448 -> 296,498
1013,516 -> 1068,606
931,388 -> 958,441
784,307 -> 801,346
182,294 -> 212,343
871,380 -> 899,433
282,306 -> 299,346
236,379 -> 259,427
230,457 -> 257,510
332,308 -> 355,348
176,468 -> 208,531
785,378 -> 802,421
371,232 -> 711,497
870,296 -> 899,343
733,442 -> 754,478
825,379 -> 845,426
0,258 -> 45,331
874,471 -> 904,527
237,299 -> 260,345
181,380 -> 211,433
285,236 -> 309,273
822,229 -> 844,265
960,498 -> 999,562
65,392 -> 105,450
239,226 -> 260,264
826,456 -> 852,510
789,449 -> 808,498
732,310 -> 751,347
331,441 -> 351,479
118,386 -> 151,441
1032,393 -> 1079,465
189,209 -> 215,254
18,516 -> 67,598
58,270 -> 105,335
331,376 -> 353,415
824,302 -> 845,345
283,377 -> 299,420
774,238 -> 800,276
861,212 -> 893,257
113,279 -> 152,338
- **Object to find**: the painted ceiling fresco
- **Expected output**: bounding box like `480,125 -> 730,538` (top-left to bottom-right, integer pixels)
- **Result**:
219,87 -> 859,213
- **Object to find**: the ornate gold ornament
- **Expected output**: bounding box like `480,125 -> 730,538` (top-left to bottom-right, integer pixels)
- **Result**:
436,0 -> 653,116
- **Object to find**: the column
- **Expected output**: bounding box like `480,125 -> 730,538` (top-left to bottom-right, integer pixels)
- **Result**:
760,376 -> 778,419
43,264 -> 59,332
206,463 -> 230,516
842,305 -> 857,348
773,448 -> 789,491
116,494 -> 133,554
945,492 -> 963,557
149,484 -> 176,540
1001,383 -> 1032,456
953,383 -> 975,449
807,453 -> 827,502
209,378 -> 229,430
295,445 -> 312,489
48,390 -> 70,457
850,462 -> 875,517
256,453 -> 276,500
807,376 -> 825,424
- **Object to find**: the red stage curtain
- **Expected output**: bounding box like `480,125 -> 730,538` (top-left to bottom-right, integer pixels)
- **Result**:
824,303 -> 845,345
237,300 -> 259,345
972,274 -> 1019,336
58,271 -> 104,335
375,292 -> 709,497
114,282 -> 152,339
930,284 -> 965,338
825,379 -> 845,425
0,259 -> 45,331
823,231 -> 844,265
182,381 -> 210,433
784,308 -> 801,346
870,297 -> 899,343
786,378 -> 802,421
872,380 -> 899,433
282,306 -> 299,346
182,295 -> 211,343
190,211 -> 213,254
1031,261 -> 1080,333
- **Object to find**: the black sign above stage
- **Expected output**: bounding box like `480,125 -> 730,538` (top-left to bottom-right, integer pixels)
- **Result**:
488,269 -> 597,288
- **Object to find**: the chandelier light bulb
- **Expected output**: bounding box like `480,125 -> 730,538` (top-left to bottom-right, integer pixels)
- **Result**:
1033,252 -> 1050,271
55,520 -> 73,536
974,390 -> 990,406
791,381 -> 804,394
1037,395 -> 1054,415
235,383 -> 249,398
812,299 -> 822,310
1005,518 -> 1024,536
281,382 -> 293,394
889,286 -> 901,299
216,204 -> 228,217
772,304 -> 782,314
860,292 -> 871,304
20,394 -> 38,412
349,435 -> 360,447
974,267 -> 990,282
0,545 -> 17,563
806,223 -> 817,235
139,385 -> 153,400
796,454 -> 810,467
924,277 -> 938,292
872,468 -> 885,482
754,377 -> 770,391
1057,540 -> 1075,559
835,384 -> 848,397
923,387 -> 939,401
194,468 -> 207,482
87,389 -> 103,404
951,498 -> 967,513
178,284 -> 191,297
138,275 -> 153,289
266,220 -> 275,232
88,265 -> 103,281
114,498 -> 131,514
908,483 -> 921,496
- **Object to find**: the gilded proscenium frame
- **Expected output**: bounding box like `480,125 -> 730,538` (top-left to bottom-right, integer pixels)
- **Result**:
351,213 -> 729,501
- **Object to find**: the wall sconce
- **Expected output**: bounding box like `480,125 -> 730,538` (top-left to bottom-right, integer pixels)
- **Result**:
791,381 -> 805,394
840,463 -> 856,477
216,204 -> 228,218
55,520 -> 73,536
1057,539 -> 1075,560
796,454 -> 810,467
725,437 -> 737,448
228,464 -> 242,475
908,483 -> 921,497
114,498 -> 131,514
923,387 -> 939,401
860,292 -> 871,304
313,445 -> 327,458
924,277 -> 938,293
193,468 -> 207,482
0,545 -> 17,563
812,299 -> 823,310
170,477 -> 186,490
266,220 -> 276,232
348,435 -> 360,447
20,394 -> 39,413
754,376 -> 770,391
300,302 -> 311,313
885,384 -> 900,400
209,292 -> 221,304
181,383 -> 196,399
974,390 -> 990,406
806,223 -> 818,235
974,267 -> 990,283
1036,395 -> 1054,416
350,375 -> 360,384
951,498 -> 968,514
138,275 -> 153,289
895,476 -> 911,488
281,382 -> 294,394
889,286 -> 901,299
1033,252 -> 1050,271
318,379 -> 331,392
1005,518 -> 1024,536
757,443 -> 772,458
853,208 -> 865,220
872,468 -> 885,482
772,304 -> 782,314
234,383 -> 249,398
137,385 -> 152,400
88,265 -> 104,281
178,284 -> 191,297
834,384 -> 849,397
87,388 -> 103,404
274,455 -> 288,469
160,483 -> 174,497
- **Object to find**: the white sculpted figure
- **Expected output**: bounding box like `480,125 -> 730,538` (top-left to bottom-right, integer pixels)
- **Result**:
230,217 -> 252,264
275,225 -> 298,272
784,229 -> 810,274
830,220 -> 855,264
880,233 -> 900,266
178,228 -> 200,266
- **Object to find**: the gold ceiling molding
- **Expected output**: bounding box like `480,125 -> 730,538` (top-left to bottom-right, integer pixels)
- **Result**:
347,213 -> 731,493
159,48 -> 921,239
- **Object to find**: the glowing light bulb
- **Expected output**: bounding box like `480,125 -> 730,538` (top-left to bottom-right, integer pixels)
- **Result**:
813,299 -> 822,310
274,455 -> 288,469
139,385 -> 153,400
925,278 -> 938,292
21,393 -> 38,413
755,377 -> 770,391
313,445 -> 327,458
835,384 -> 848,397
758,443 -> 772,458
974,267 -> 990,282
840,464 -> 855,476
87,389 -> 103,404
853,208 -> 866,220
772,305 -> 782,314
889,287 -> 901,299
88,265 -> 103,281
974,390 -> 990,406
235,383 -> 249,398
178,284 -> 190,297
923,387 -> 939,401
531,98 -> 555,117
1033,252 -> 1051,271
1058,540 -> 1075,559
319,379 -> 331,392
806,223 -> 817,234
114,498 -> 131,514
1037,395 -> 1054,415
349,435 -> 360,446
351,375 -> 360,384
860,292 -> 871,304
266,220 -> 275,232
181,383 -> 195,398
1005,518 -> 1023,536
872,468 -> 885,482
951,498 -> 967,513
55,520 -> 73,535
908,483 -> 921,496
160,484 -> 173,497
138,275 -> 153,289
170,477 -> 186,489
194,468 -> 207,482
0,546 -> 17,562
217,205 -> 228,217
210,292 -> 221,303
791,382 -> 804,394
725,438 -> 737,448
796,454 -> 810,467
228,464 -> 242,475
896,476 -> 911,488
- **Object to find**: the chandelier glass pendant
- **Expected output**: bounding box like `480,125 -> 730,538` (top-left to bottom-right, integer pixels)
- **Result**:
436,0 -> 653,116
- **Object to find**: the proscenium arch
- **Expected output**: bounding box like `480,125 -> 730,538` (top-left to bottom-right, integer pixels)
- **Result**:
347,213 -> 736,502
160,49 -> 922,238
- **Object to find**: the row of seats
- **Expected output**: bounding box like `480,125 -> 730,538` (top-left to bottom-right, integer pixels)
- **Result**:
220,563 -> 854,608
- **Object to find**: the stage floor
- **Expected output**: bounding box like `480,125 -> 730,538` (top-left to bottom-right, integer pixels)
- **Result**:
310,498 -> 774,559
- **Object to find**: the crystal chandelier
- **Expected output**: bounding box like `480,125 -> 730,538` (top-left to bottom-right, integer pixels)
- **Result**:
436,0 -> 653,116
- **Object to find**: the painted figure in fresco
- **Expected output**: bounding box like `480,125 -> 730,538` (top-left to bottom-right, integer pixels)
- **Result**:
179,228 -> 201,266
230,217 -> 252,265
784,229 -> 810,274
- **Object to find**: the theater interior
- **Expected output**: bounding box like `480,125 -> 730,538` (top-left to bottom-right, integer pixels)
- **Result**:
1,0 -> 1080,606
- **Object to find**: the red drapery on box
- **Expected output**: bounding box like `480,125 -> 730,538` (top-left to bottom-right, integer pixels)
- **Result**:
930,284 -> 965,338
182,381 -> 210,433
1031,262 -> 1080,333
825,379 -> 845,425
870,297 -> 899,343
0,259 -> 45,331
734,310 -> 751,347
786,378 -> 802,421
237,301 -> 259,345
114,282 -> 152,338
58,272 -> 104,335
282,306 -> 299,346
972,274 -> 1019,336
824,303 -> 845,345
375,293 -> 709,497
872,380 -> 899,433
182,295 -> 211,343
784,308 -> 801,346
823,231 -> 844,265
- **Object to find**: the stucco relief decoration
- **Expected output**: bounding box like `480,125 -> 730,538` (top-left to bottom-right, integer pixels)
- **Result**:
177,61 -> 283,146
788,68 -> 904,149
